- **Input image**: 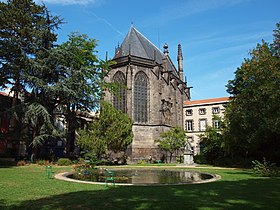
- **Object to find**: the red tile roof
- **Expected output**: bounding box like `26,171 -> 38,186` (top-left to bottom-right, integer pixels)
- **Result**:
0,92 -> 8,96
184,97 -> 230,106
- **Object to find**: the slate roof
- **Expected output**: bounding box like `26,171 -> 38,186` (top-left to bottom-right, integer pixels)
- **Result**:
114,27 -> 178,76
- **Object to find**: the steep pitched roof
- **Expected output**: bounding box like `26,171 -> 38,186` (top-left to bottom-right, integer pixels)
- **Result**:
115,27 -> 163,63
114,27 -> 180,77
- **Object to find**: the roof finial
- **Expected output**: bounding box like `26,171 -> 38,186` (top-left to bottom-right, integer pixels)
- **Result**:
163,43 -> 169,55
131,21 -> 134,27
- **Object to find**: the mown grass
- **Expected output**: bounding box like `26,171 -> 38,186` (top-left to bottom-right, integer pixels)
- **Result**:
0,164 -> 279,210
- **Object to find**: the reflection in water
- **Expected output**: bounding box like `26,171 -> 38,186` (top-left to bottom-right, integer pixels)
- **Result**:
71,169 -> 214,185
116,169 -> 213,184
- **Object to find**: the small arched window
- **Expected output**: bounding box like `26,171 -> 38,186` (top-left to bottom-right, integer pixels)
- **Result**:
112,71 -> 126,113
134,72 -> 148,123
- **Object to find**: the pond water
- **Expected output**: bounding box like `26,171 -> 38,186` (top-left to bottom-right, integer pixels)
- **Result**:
70,168 -> 215,185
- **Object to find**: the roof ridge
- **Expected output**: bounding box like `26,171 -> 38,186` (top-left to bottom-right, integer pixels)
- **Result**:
131,27 -> 163,56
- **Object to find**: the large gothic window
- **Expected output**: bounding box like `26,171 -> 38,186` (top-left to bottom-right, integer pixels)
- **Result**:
112,71 -> 126,113
134,72 -> 148,123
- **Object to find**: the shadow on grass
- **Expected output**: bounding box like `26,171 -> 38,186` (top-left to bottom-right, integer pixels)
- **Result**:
2,178 -> 280,210
0,160 -> 16,168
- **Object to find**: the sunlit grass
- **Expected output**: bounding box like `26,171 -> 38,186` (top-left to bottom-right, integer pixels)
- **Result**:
0,164 -> 279,210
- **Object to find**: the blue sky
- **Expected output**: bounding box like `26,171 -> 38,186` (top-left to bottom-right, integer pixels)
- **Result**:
34,0 -> 279,99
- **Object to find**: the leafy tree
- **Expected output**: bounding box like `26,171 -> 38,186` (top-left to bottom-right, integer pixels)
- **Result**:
54,32 -> 112,156
155,127 -> 186,163
77,101 -> 133,160
199,116 -> 225,164
225,22 -> 280,163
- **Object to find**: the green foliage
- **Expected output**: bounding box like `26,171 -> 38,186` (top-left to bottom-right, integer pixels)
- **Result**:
57,158 -> 72,166
199,117 -> 225,164
78,101 -> 133,160
0,0 -> 112,158
224,22 -> 280,163
72,164 -> 100,181
53,32 -> 113,156
36,159 -> 47,165
0,0 -> 63,152
0,0 -> 62,95
155,127 -> 186,163
137,159 -> 148,164
252,158 -> 279,177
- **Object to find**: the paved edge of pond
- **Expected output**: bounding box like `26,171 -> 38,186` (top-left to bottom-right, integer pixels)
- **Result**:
54,170 -> 221,186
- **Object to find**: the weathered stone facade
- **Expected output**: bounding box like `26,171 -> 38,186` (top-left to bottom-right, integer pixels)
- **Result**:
104,27 -> 190,162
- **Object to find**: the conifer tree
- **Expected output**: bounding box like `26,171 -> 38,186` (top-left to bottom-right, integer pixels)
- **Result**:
0,0 -> 62,154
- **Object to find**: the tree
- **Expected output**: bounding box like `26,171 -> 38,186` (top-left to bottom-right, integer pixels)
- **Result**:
54,32 -> 112,156
0,0 -> 63,155
0,0 -> 62,100
77,101 -> 133,160
199,116 -> 225,164
225,22 -> 280,163
155,127 -> 186,163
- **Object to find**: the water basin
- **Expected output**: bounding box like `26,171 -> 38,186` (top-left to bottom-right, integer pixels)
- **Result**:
59,168 -> 220,186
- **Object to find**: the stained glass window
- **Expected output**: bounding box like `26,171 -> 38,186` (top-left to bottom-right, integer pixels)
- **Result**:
112,71 -> 126,113
134,72 -> 148,123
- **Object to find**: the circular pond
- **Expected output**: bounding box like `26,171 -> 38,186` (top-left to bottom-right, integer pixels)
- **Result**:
57,168 -> 220,186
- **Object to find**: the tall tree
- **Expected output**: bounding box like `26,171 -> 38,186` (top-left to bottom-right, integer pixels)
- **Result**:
155,127 -> 186,163
78,101 -> 133,160
0,0 -> 63,155
55,33 -> 112,156
225,22 -> 280,162
0,0 -> 61,100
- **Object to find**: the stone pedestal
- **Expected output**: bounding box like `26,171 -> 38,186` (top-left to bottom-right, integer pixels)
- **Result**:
183,153 -> 194,165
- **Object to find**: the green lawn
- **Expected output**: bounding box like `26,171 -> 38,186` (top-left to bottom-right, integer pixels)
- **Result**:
0,165 -> 279,210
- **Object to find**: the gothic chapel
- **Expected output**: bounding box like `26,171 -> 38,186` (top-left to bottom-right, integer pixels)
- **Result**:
104,27 -> 190,162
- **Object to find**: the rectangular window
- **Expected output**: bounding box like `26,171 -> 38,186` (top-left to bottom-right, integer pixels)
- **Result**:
185,109 -> 193,116
199,108 -> 206,115
213,120 -> 219,129
199,119 -> 207,131
185,120 -> 193,132
212,107 -> 220,114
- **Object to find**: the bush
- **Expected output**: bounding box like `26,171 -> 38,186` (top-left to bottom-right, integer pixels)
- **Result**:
36,159 -> 48,165
57,158 -> 72,166
193,154 -> 207,164
252,158 -> 279,177
137,159 -> 147,164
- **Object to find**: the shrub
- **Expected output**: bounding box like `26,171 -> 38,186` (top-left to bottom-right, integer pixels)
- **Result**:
36,159 -> 47,165
252,158 -> 279,177
72,164 -> 100,181
57,158 -> 72,166
137,159 -> 147,164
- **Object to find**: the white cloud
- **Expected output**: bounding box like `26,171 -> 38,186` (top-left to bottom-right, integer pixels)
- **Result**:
35,0 -> 103,6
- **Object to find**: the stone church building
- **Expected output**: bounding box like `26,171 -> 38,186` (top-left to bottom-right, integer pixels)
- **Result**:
104,27 -> 190,162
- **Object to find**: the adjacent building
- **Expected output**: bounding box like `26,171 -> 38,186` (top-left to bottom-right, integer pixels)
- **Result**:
183,97 -> 229,155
